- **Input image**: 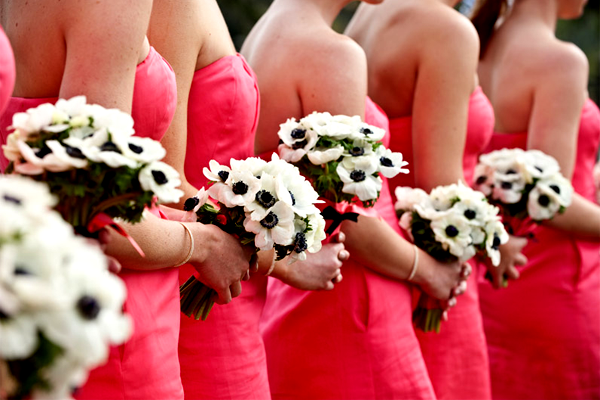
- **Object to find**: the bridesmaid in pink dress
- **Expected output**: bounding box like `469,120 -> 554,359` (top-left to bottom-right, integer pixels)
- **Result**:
473,0 -> 600,398
0,2 -> 253,399
242,0 -> 470,398
346,2 -> 528,399
0,26 -> 14,117
149,2 -> 347,398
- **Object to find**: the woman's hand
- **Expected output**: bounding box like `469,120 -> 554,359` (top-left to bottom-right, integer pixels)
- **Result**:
271,232 -> 349,291
189,223 -> 254,305
411,249 -> 467,307
484,235 -> 527,289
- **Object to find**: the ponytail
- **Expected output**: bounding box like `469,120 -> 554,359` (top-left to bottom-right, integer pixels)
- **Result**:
470,0 -> 508,58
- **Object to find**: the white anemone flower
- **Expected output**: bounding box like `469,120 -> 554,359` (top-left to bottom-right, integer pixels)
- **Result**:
376,146 -> 409,178
350,122 -> 386,142
244,201 -> 295,251
337,156 -> 382,201
0,311 -> 39,360
121,136 -> 167,164
230,157 -> 268,178
484,219 -> 509,266
313,120 -> 354,140
275,172 -> 322,218
39,247 -> 132,366
10,103 -> 55,136
473,163 -> 495,196
55,96 -> 88,119
527,183 -> 563,221
36,355 -> 89,400
245,173 -> 279,221
204,160 -> 231,183
453,196 -> 494,227
394,186 -> 430,212
87,104 -> 135,139
470,226 -> 487,246
491,172 -> 526,204
539,174 -> 573,207
45,140 -> 89,169
430,183 -> 460,211
479,148 -> 526,168
430,212 -> 473,259
139,161 -> 184,204
278,118 -> 319,159
0,175 -> 57,216
216,169 -> 261,208
2,132 -> 22,162
306,146 -> 344,165
343,138 -> 374,158
80,129 -> 138,169
305,213 -> 327,254
524,150 -> 561,181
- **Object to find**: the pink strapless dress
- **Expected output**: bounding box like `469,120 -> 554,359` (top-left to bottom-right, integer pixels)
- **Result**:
259,97 -> 436,400
177,53 -> 268,400
387,87 -> 494,400
0,27 -> 15,118
0,47 -> 182,399
478,99 -> 600,400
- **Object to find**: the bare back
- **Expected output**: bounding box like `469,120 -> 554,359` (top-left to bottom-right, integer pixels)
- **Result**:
241,1 -> 368,155
0,0 -> 151,112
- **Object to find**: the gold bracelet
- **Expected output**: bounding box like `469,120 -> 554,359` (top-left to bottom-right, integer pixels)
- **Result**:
174,222 -> 194,268
407,244 -> 419,281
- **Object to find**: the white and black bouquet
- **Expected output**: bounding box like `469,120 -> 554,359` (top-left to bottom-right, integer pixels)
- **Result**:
277,112 -> 408,207
473,148 -> 573,233
179,154 -> 326,320
0,175 -> 132,400
395,181 -> 508,332
2,96 -> 183,242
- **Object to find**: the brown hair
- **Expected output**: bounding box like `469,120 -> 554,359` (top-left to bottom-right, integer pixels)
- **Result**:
471,0 -> 508,58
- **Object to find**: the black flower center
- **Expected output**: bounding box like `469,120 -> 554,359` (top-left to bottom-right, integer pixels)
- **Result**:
65,144 -> 86,159
77,295 -> 101,320
501,181 -> 513,190
152,170 -> 168,185
99,141 -> 121,154
218,170 -> 229,182
289,191 -> 296,206
445,225 -> 459,238
294,232 -> 308,253
0,308 -> 9,321
535,166 -> 543,173
538,194 -> 550,207
464,209 -> 476,220
232,181 -> 249,195
14,265 -> 30,275
550,185 -> 560,194
291,128 -> 306,139
183,197 -> 200,211
256,190 -> 276,208
350,170 -> 366,182
506,169 -> 516,174
35,146 -> 52,158
291,139 -> 308,150
3,195 -> 21,205
380,157 -> 394,167
475,176 -> 487,185
128,143 -> 144,154
360,127 -> 372,136
260,212 -> 279,229
492,234 -> 501,250
350,147 -> 364,156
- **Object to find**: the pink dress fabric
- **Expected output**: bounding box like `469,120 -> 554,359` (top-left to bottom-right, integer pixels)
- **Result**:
177,53 -> 268,400
478,99 -> 600,400
260,97 -> 436,400
387,86 -> 494,400
0,47 -> 182,399
0,27 -> 15,118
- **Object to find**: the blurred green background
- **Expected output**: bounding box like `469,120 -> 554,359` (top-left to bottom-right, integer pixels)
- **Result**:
218,0 -> 600,103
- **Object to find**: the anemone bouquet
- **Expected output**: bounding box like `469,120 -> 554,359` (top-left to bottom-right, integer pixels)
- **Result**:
0,175 -> 132,400
473,148 -> 573,233
395,181 -> 508,332
2,96 -> 183,241
179,154 -> 326,321
277,112 -> 408,207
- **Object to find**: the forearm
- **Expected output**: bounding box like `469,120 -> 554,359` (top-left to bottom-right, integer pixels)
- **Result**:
104,212 -> 191,270
341,215 -> 415,281
543,192 -> 600,240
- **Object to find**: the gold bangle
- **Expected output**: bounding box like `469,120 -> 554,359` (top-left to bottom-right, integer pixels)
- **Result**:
407,244 -> 419,281
174,222 -> 194,268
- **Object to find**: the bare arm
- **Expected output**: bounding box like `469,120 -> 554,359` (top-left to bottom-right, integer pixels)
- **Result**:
148,0 -> 202,207
527,44 -> 600,238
